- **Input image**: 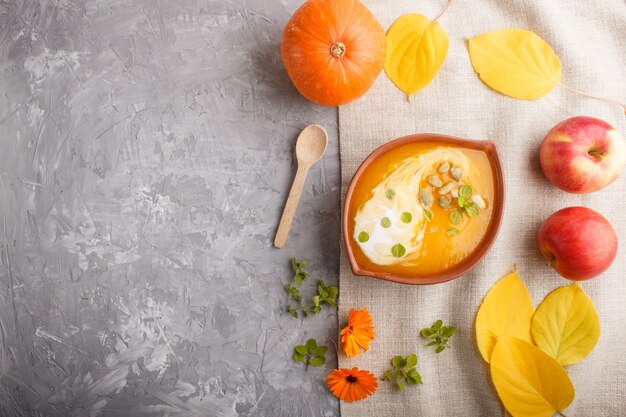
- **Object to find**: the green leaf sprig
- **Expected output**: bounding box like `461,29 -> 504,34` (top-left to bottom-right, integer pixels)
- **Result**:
381,354 -> 422,391
420,320 -> 457,353
293,338 -> 328,370
285,283 -> 302,317
455,184 -> 480,218
292,258 -> 308,285
311,280 -> 338,313
285,258 -> 338,318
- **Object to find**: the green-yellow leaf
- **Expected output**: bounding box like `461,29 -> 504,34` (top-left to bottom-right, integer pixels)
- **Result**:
467,29 -> 562,100
385,14 -> 449,98
531,284 -> 600,365
475,269 -> 535,363
491,337 -> 574,417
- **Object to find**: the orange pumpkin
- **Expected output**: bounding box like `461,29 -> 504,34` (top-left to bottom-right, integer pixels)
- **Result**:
281,0 -> 386,106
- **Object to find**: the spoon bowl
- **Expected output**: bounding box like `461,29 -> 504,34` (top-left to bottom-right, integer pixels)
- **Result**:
296,125 -> 328,164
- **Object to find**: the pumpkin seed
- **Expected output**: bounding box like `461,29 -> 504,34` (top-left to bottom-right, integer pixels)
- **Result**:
439,182 -> 454,195
428,175 -> 443,188
451,189 -> 459,198
438,162 -> 450,173
446,228 -> 459,236
438,197 -> 451,209
401,212 -> 412,223
451,166 -> 463,181
429,226 -> 438,233
419,189 -> 433,207
471,194 -> 487,209
358,231 -> 369,243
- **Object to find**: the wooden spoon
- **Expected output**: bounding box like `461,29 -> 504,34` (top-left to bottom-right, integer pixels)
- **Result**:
274,125 -> 328,248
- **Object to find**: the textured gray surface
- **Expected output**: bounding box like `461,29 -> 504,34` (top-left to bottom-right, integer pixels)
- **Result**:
0,1 -> 340,416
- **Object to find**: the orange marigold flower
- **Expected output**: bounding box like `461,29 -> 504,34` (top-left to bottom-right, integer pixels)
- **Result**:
340,308 -> 375,357
326,367 -> 378,402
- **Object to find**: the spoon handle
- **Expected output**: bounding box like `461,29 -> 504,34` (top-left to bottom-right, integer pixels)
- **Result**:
274,164 -> 310,248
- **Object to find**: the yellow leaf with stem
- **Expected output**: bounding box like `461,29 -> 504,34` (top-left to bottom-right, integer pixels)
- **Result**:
467,29 -> 561,100
384,11 -> 449,99
475,268 -> 535,363
491,337 -> 574,417
531,284 -> 600,365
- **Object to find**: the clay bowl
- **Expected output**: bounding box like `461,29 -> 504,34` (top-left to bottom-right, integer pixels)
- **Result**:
342,133 -> 505,285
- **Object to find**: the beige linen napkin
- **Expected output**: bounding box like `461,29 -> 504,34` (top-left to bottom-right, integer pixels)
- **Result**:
339,1 -> 626,415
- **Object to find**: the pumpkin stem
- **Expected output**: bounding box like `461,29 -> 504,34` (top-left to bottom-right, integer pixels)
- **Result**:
330,42 -> 346,58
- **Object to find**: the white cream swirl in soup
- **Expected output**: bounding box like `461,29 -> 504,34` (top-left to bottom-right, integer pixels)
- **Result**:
353,148 -> 472,266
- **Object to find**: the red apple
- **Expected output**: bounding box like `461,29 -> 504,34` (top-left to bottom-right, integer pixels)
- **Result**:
540,116 -> 626,193
537,207 -> 618,281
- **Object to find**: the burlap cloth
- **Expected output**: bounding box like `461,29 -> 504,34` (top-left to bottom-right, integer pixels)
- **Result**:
338,1 -> 626,415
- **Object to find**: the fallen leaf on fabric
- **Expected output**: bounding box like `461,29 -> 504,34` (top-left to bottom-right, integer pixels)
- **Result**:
467,29 -> 561,100
475,269 -> 535,362
385,14 -> 449,99
491,336 -> 574,417
531,284 -> 600,365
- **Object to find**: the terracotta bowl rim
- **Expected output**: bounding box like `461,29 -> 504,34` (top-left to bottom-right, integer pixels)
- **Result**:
342,133 -> 506,285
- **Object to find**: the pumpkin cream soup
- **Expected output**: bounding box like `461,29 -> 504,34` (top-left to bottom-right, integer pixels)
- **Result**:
348,141 -> 495,277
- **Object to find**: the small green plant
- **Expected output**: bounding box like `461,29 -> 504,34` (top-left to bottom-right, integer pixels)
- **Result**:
420,319 -> 457,353
292,258 -> 308,285
285,258 -> 338,318
293,338 -> 328,370
311,280 -> 338,313
381,354 -> 422,391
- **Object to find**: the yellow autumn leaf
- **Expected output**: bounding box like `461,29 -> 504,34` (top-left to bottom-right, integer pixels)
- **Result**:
475,269 -> 534,363
491,337 -> 574,417
467,29 -> 562,100
531,285 -> 600,365
385,14 -> 448,98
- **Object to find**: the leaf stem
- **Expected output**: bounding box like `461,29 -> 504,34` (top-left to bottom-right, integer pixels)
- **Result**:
432,0 -> 452,23
558,82 -> 626,115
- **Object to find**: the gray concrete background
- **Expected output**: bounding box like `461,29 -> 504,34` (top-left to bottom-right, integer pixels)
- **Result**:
0,0 -> 340,416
